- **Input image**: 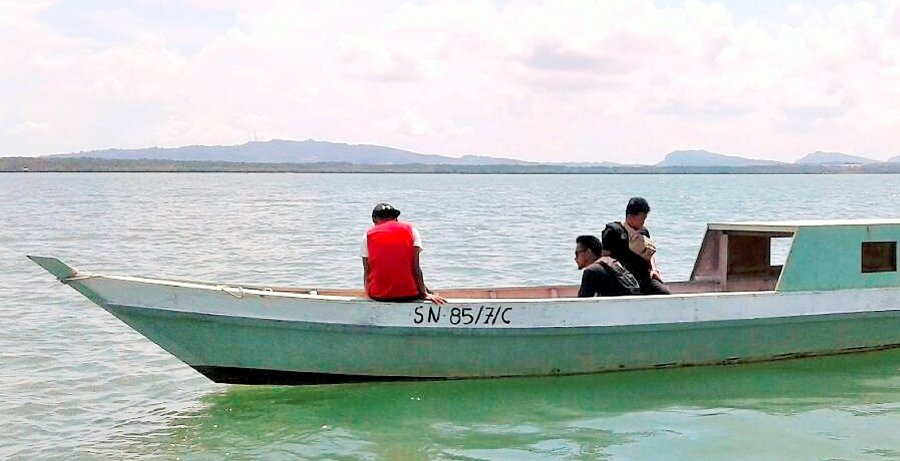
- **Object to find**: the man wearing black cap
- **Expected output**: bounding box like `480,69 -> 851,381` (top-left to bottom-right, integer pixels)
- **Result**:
601,197 -> 670,295
360,203 -> 445,304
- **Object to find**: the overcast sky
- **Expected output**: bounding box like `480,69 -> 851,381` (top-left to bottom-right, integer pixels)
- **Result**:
2,0 -> 900,163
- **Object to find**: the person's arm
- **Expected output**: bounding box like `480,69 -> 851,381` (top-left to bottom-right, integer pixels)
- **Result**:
361,257 -> 371,296
360,232 -> 371,295
643,228 -> 662,281
649,255 -> 662,281
412,248 -> 426,296
412,248 -> 446,304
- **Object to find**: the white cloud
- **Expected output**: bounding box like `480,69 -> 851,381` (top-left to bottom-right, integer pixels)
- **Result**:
6,121 -> 50,135
1,0 -> 899,162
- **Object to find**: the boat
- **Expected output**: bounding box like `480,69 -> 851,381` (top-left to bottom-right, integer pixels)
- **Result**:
29,219 -> 900,385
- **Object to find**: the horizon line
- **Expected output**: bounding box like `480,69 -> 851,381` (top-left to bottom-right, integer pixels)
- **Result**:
20,138 -> 900,165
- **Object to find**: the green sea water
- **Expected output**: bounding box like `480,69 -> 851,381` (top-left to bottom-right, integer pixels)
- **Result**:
148,351 -> 900,460
2,173 -> 900,460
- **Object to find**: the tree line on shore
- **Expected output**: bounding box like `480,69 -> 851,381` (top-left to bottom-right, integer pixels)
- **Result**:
3,156 -> 900,174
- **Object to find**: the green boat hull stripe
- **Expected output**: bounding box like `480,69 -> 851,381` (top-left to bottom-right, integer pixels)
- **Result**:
104,303 -> 900,380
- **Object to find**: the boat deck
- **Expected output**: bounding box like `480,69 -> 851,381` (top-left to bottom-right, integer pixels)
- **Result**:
267,279 -> 763,300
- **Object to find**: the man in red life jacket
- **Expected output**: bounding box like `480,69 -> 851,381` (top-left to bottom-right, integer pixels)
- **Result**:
361,203 -> 446,304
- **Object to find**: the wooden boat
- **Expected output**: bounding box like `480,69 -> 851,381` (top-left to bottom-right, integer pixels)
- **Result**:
30,219 -> 900,385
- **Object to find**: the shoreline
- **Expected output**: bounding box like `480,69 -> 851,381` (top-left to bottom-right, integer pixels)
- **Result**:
3,157 -> 900,174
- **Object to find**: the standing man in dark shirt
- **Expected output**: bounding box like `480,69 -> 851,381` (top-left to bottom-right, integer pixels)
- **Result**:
575,235 -> 641,297
601,197 -> 671,295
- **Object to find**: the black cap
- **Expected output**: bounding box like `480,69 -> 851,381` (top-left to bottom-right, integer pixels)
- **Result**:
372,203 -> 401,220
626,197 -> 651,215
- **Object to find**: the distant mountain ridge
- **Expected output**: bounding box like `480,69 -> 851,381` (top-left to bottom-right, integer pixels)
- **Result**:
51,139 -> 535,166
51,139 -> 637,166
795,151 -> 878,165
46,140 -> 896,166
655,149 -> 893,167
656,150 -> 783,167
10,156 -> 900,173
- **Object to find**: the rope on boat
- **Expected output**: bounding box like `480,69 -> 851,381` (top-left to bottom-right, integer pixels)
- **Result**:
220,285 -> 245,299
60,274 -> 94,284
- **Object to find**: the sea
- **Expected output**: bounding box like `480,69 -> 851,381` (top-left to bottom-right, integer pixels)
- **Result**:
2,173 -> 900,460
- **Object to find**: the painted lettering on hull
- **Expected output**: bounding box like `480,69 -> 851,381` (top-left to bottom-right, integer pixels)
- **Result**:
413,305 -> 512,326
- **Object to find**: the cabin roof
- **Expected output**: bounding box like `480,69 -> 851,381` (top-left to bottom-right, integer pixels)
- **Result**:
707,219 -> 900,233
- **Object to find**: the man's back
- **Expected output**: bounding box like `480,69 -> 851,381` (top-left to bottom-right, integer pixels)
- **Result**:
365,221 -> 419,300
578,257 -> 641,297
601,221 -> 651,281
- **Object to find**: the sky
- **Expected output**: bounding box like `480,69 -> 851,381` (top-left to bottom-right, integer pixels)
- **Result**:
2,0 -> 900,164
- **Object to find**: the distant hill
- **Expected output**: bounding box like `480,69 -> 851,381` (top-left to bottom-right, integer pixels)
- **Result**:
50,139 -> 534,166
455,154 -> 536,165
556,161 -> 625,167
656,150 -> 783,167
38,140 -> 897,166
8,156 -> 900,173
795,151 -> 878,165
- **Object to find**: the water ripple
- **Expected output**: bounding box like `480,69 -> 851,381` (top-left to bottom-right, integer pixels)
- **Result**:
2,173 -> 900,459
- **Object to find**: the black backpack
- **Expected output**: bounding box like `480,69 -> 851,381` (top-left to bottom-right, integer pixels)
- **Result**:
598,257 -> 642,296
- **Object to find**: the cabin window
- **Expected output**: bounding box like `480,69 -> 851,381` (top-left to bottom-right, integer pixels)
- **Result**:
726,233 -> 791,278
861,241 -> 897,273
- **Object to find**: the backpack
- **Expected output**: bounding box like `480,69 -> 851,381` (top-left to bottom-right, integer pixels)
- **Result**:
608,222 -> 656,261
598,256 -> 642,296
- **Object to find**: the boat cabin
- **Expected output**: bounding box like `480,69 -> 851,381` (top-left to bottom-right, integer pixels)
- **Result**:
687,220 -> 899,294
684,221 -> 796,293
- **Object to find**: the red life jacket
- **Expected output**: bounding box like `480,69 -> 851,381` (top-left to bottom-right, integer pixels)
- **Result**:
365,221 -> 419,300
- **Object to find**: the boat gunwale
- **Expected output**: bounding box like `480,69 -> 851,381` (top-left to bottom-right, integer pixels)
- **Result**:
80,273 -> 900,313
81,272 -> 797,303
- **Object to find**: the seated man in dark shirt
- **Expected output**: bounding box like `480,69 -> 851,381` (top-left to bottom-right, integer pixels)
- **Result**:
601,197 -> 670,295
574,235 -> 641,297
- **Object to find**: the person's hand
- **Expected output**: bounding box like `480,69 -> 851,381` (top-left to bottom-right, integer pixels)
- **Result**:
425,292 -> 446,304
650,269 -> 662,281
